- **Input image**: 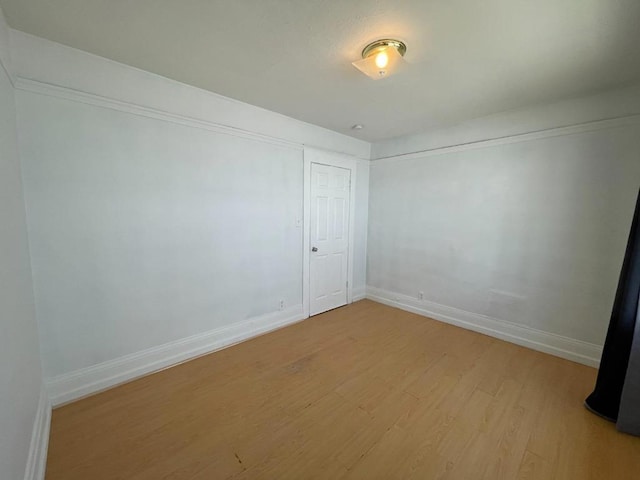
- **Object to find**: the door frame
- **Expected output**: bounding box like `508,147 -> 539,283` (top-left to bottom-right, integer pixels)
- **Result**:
303,147 -> 357,318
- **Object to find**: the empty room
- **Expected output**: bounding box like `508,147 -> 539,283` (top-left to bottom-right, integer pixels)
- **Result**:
2,1 -> 640,479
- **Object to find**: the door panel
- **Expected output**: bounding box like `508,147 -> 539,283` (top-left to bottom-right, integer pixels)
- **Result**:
310,163 -> 351,316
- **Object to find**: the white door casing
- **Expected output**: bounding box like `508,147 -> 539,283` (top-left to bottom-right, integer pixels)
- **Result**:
303,148 -> 357,318
309,163 -> 351,315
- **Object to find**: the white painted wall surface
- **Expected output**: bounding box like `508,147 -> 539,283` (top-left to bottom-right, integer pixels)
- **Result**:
0,7 -> 44,480
353,159 -> 369,296
17,90 -> 307,378
13,33 -> 371,382
368,122 -> 640,346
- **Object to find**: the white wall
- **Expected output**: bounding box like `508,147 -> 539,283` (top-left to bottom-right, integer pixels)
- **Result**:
18,92 -> 302,378
12,32 -> 370,392
0,7 -> 44,480
353,159 -> 369,298
367,112 -> 640,356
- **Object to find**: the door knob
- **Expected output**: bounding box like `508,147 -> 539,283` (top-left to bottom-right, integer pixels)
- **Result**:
311,247 -> 318,252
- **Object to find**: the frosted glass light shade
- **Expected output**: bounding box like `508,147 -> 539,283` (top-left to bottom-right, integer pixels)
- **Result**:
352,46 -> 405,80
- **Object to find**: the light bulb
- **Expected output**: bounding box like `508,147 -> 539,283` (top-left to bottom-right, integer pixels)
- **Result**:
352,39 -> 407,80
375,51 -> 389,69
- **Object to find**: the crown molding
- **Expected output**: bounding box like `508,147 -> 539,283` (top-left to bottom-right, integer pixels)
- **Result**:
372,114 -> 640,165
14,76 -> 305,151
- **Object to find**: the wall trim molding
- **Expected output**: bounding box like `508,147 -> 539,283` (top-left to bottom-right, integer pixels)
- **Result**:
23,386 -> 51,480
14,76 -> 305,151
366,286 -> 602,367
371,114 -> 640,164
46,306 -> 306,406
352,287 -> 366,301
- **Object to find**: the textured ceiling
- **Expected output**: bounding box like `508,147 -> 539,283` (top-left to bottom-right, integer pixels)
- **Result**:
2,0 -> 640,142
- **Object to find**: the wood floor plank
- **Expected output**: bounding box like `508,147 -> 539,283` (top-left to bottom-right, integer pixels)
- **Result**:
45,300 -> 640,479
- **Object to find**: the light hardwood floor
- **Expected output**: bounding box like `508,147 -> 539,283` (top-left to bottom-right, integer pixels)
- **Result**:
46,300 -> 640,479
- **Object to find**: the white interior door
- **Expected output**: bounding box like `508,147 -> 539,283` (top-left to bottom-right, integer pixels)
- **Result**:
309,163 -> 351,316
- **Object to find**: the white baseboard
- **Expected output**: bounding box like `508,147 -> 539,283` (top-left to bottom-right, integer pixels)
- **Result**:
366,286 -> 602,367
47,306 -> 306,406
352,286 -> 367,302
24,386 -> 51,480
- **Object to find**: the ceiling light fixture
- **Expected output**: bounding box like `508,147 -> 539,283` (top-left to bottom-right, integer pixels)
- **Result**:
352,39 -> 407,80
